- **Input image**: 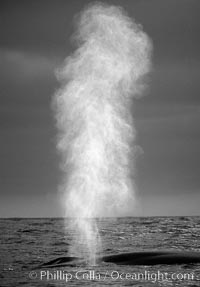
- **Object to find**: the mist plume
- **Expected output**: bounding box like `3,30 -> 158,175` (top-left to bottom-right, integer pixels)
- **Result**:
53,2 -> 152,264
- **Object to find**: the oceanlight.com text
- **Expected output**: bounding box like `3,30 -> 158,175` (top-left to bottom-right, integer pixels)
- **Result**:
29,269 -> 196,283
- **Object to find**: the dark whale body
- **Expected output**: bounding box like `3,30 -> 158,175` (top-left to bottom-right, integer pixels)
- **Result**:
40,251 -> 200,268
102,251 -> 200,265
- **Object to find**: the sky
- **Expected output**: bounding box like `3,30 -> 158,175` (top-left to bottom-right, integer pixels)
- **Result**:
0,0 -> 200,217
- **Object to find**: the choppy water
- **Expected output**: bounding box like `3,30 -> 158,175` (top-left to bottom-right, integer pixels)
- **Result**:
1,217 -> 200,286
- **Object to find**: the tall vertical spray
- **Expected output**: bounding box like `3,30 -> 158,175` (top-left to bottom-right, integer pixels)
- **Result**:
53,3 -> 152,264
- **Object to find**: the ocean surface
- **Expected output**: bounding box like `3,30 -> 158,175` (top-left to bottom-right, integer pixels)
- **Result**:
1,217 -> 200,286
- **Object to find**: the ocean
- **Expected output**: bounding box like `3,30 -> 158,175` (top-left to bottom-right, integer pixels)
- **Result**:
1,217 -> 200,286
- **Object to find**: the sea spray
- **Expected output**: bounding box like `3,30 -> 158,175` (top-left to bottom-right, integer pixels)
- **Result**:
53,3 -> 152,264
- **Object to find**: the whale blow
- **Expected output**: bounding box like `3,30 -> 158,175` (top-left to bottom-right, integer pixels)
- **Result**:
53,2 -> 152,264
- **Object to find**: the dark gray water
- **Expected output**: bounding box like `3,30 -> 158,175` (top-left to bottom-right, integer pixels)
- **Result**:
1,217 -> 200,286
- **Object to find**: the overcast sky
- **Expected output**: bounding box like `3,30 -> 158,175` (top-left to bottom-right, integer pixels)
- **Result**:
0,0 -> 200,217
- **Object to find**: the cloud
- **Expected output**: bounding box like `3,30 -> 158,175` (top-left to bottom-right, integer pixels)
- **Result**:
0,48 -> 58,84
0,49 -> 60,109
